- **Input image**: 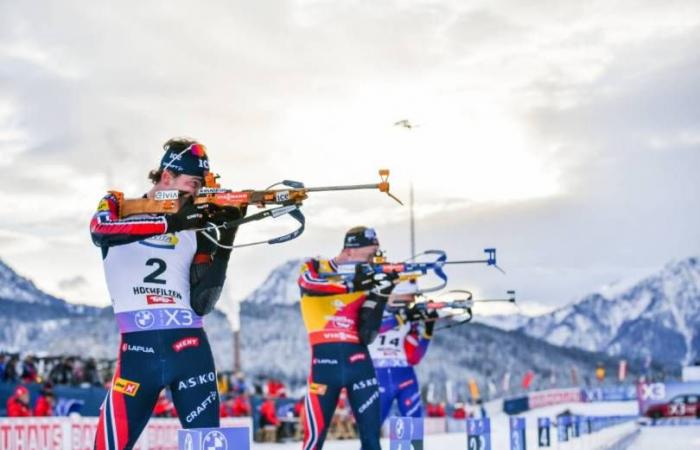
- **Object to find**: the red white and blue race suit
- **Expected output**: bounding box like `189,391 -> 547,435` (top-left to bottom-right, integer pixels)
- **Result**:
368,310 -> 431,424
90,193 -> 232,450
298,258 -> 382,450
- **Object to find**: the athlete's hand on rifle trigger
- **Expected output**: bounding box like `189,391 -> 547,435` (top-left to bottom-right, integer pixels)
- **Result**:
166,199 -> 206,232
376,270 -> 399,295
208,206 -> 247,225
407,305 -> 438,322
425,309 -> 440,321
352,263 -> 376,292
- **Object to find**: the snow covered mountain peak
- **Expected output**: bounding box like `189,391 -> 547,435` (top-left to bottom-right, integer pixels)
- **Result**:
0,258 -> 61,306
520,255 -> 700,367
241,259 -> 303,305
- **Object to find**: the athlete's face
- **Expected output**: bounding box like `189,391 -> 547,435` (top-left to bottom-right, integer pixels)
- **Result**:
351,244 -> 380,262
161,170 -> 203,198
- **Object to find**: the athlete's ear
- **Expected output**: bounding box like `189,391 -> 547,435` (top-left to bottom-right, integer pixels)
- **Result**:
161,170 -> 176,186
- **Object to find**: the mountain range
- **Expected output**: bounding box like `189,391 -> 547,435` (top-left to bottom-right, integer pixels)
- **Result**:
0,258 -> 234,368
515,257 -> 700,368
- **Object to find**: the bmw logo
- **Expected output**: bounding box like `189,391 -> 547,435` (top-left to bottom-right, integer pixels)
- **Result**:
134,311 -> 155,329
203,430 -> 227,450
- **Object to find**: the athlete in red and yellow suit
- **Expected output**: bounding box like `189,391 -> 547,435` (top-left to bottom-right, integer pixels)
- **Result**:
298,258 -> 382,450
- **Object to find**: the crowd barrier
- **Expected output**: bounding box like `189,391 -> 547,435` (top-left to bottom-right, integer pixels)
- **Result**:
381,417 -> 445,437
0,417 -> 252,450
642,417 -> 700,426
384,414 -> 640,449
466,414 -> 639,450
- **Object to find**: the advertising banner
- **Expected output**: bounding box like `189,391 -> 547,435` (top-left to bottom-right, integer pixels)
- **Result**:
637,381 -> 700,418
178,427 -> 249,450
389,417 -> 424,450
0,417 -> 252,450
528,388 -> 581,409
582,385 -> 637,402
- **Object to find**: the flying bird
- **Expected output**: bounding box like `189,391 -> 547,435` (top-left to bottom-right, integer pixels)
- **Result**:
394,119 -> 418,129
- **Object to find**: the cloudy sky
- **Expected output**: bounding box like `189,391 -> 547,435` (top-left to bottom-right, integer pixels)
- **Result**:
1,0 -> 699,316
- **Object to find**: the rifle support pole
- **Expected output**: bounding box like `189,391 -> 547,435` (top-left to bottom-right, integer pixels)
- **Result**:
410,182 -> 416,259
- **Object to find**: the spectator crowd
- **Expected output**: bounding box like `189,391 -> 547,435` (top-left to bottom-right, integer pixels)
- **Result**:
3,353 -> 477,443
1,353 -> 110,387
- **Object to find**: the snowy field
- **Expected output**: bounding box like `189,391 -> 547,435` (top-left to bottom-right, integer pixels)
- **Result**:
631,425 -> 700,449
253,401 -> 698,449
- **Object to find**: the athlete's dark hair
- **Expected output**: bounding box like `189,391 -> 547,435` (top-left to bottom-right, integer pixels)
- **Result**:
148,168 -> 164,184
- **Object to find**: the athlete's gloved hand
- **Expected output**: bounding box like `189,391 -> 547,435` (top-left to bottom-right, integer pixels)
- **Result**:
376,270 -> 399,296
208,205 -> 247,226
407,305 -> 439,322
423,309 -> 439,336
352,263 -> 376,292
166,199 -> 206,232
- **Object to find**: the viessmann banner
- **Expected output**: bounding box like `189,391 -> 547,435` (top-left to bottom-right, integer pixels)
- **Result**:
528,388 -> 582,409
637,381 -> 700,416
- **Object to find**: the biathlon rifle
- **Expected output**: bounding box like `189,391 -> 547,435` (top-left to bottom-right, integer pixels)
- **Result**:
410,289 -> 517,331
331,248 -> 504,294
107,169 -> 401,248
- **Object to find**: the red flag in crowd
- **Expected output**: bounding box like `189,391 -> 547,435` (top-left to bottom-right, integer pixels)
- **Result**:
618,360 -> 627,381
521,371 -> 534,389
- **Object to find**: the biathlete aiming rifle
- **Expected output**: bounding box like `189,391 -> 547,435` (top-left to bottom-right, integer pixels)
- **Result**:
331,248 -> 504,294
107,169 -> 401,248
409,289 -> 517,331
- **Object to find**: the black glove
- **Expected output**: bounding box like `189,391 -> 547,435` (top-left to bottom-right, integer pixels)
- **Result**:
377,271 -> 399,296
424,310 -> 438,336
407,305 -> 438,322
406,305 -> 424,322
208,206 -> 247,226
352,263 -> 376,292
165,199 -> 206,232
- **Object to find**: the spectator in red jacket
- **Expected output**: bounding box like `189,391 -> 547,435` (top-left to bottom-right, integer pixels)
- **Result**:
259,398 -> 280,427
153,390 -> 177,417
266,379 -> 286,398
232,393 -> 252,416
426,402 -> 447,417
33,382 -> 55,417
220,393 -> 252,417
220,395 -> 234,418
293,397 -> 304,417
452,402 -> 467,419
7,385 -> 32,417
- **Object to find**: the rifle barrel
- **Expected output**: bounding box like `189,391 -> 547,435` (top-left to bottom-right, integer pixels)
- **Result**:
443,259 -> 490,265
305,183 -> 381,192
474,298 -> 515,303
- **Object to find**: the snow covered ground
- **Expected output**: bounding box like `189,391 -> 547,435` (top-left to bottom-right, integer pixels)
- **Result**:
631,425 -> 700,449
255,401 -> 652,449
